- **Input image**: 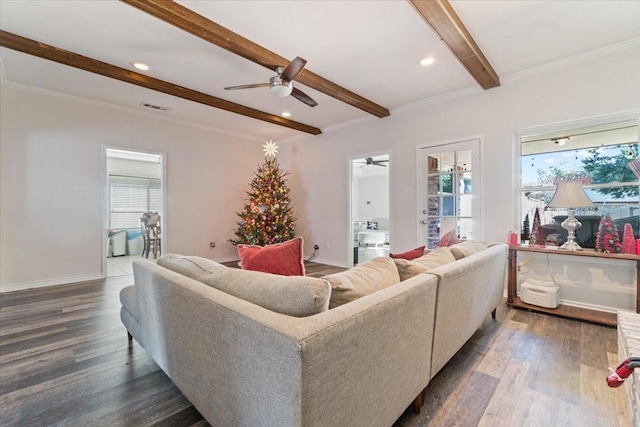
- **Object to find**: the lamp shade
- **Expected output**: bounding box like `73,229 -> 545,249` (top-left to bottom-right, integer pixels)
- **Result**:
547,181 -> 595,209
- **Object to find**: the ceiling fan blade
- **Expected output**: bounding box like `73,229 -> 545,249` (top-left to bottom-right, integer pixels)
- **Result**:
224,83 -> 270,90
281,57 -> 307,82
291,87 -> 318,107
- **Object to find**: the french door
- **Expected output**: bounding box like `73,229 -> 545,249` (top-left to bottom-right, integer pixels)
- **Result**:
418,138 -> 481,249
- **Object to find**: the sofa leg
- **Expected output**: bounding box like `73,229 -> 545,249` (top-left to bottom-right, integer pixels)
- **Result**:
491,308 -> 497,319
412,394 -> 422,414
411,387 -> 427,414
127,332 -> 133,342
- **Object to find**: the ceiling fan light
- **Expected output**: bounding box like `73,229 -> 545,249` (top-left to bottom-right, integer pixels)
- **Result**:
270,76 -> 293,97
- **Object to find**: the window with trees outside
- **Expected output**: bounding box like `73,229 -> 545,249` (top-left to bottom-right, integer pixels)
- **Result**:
520,120 -> 639,248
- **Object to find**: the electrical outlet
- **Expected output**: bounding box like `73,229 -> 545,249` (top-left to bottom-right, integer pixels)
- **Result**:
210,242 -> 216,248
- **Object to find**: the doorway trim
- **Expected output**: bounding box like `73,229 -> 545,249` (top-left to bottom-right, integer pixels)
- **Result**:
102,145 -> 167,278
416,134 -> 485,246
347,150 -> 391,267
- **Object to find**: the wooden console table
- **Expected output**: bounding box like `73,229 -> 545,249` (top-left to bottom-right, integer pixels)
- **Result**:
507,245 -> 639,327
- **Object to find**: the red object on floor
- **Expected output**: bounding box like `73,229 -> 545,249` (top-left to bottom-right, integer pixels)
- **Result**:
607,356 -> 640,388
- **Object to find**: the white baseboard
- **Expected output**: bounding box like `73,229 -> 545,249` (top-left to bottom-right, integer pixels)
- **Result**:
308,256 -> 350,269
1,273 -> 105,293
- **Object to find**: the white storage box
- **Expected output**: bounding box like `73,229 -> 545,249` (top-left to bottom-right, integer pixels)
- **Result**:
521,278 -> 560,308
126,230 -> 144,255
110,230 -> 127,257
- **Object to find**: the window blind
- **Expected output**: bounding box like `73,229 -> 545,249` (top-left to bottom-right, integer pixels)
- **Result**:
109,175 -> 161,229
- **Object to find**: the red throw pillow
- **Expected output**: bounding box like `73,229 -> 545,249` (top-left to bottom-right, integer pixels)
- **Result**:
437,229 -> 462,247
237,236 -> 305,276
389,246 -> 426,260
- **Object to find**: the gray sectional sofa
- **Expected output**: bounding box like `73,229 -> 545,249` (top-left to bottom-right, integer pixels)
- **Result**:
120,242 -> 507,426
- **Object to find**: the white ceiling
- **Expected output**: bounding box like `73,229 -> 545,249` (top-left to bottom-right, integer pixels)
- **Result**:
1,0 -> 639,142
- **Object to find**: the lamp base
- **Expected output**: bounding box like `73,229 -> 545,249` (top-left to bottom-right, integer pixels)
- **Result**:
560,210 -> 583,251
560,239 -> 583,251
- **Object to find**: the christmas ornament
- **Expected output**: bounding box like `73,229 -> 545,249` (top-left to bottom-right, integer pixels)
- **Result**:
263,140 -> 278,159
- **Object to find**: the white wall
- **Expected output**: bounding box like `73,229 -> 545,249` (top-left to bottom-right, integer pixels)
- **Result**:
1,45 -> 638,307
279,46 -> 639,311
0,86 -> 263,290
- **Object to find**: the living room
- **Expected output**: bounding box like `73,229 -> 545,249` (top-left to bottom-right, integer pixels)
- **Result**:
1,1 -> 639,425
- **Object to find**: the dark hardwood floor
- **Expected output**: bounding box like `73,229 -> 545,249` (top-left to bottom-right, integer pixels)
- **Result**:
0,262 -> 631,426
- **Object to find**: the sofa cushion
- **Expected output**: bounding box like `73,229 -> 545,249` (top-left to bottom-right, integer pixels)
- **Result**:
437,229 -> 463,247
158,253 -> 226,283
389,246 -> 426,260
322,257 -> 400,309
393,246 -> 456,281
449,241 -> 488,259
204,268 -> 330,317
237,236 -> 305,276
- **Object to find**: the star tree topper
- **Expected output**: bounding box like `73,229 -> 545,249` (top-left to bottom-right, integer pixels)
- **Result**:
263,140 -> 278,160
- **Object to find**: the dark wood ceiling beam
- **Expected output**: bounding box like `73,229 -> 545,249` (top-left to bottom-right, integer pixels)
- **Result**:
408,0 -> 500,90
119,0 -> 390,118
0,30 -> 321,135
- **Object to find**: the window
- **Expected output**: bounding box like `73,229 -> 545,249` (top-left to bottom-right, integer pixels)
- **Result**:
520,120 -> 639,247
109,175 -> 161,229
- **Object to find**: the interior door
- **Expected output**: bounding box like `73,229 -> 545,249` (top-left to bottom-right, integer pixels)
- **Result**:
418,138 -> 481,249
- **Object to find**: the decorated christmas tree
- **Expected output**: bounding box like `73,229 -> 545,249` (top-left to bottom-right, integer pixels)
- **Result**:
229,141 -> 296,246
521,213 -> 531,242
530,208 -> 544,246
621,223 -> 636,254
595,215 -> 621,253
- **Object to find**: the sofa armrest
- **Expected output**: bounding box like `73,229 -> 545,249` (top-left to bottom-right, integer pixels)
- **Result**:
427,243 -> 507,377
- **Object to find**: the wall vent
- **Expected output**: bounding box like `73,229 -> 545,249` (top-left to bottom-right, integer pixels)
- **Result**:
139,102 -> 171,112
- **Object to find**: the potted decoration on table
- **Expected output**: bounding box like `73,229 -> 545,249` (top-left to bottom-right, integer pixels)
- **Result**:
595,215 -> 621,253
620,223 -> 636,254
521,213 -> 531,245
530,208 -> 545,247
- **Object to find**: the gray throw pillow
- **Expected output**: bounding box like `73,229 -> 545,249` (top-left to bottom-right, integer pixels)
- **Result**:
157,254 -> 226,283
204,268 -> 331,317
322,257 -> 401,309
449,241 -> 487,260
393,246 -> 456,281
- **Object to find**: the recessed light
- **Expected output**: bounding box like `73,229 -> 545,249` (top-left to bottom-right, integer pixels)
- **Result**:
419,57 -> 435,66
281,111 -> 291,117
131,62 -> 150,71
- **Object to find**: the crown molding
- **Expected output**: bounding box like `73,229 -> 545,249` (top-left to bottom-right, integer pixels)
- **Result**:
0,79 -> 268,142
502,37 -> 640,84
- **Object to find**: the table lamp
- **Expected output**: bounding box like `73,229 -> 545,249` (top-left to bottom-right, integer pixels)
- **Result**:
546,179 -> 595,251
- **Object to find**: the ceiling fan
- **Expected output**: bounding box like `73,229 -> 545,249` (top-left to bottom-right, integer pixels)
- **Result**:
224,57 -> 318,107
357,157 -> 389,167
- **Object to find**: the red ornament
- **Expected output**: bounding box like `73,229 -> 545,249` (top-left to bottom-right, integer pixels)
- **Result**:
621,223 -> 636,254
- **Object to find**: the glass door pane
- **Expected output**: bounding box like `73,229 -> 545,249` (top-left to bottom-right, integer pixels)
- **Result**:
419,139 -> 481,249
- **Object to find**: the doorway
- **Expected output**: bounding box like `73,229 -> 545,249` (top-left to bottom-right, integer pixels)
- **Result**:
349,152 -> 390,266
417,138 -> 481,248
103,147 -> 165,277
